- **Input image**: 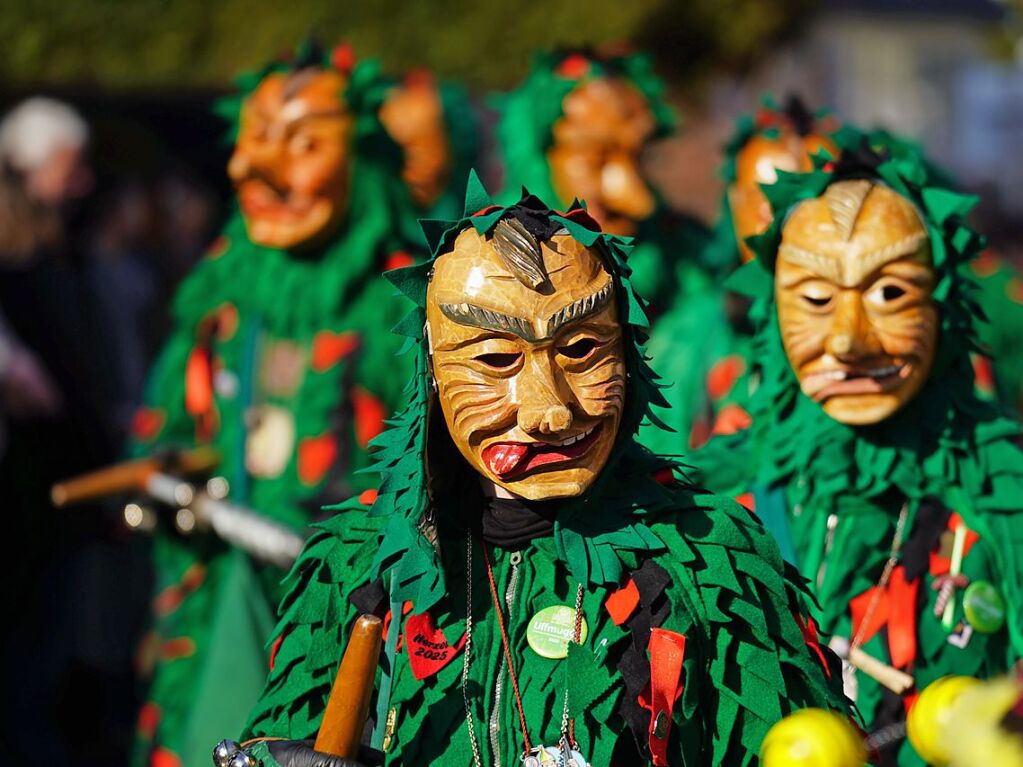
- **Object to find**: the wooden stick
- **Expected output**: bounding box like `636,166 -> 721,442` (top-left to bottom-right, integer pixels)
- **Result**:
314,615 -> 384,758
51,447 -> 220,507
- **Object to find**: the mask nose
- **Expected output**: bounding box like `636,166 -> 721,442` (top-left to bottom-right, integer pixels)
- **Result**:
516,354 -> 574,436
826,291 -> 882,360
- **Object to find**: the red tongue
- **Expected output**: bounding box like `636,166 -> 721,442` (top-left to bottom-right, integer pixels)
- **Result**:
483,443 -> 530,477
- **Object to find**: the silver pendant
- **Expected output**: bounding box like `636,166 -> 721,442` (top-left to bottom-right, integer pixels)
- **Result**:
523,745 -> 591,767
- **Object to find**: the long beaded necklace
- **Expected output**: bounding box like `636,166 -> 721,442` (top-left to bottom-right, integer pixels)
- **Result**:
460,530 -> 589,767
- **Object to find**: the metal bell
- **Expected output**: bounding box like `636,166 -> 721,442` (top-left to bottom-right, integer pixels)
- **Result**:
229,751 -> 256,767
212,739 -> 238,767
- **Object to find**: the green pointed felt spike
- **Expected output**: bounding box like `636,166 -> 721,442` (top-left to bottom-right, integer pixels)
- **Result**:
461,168 -> 493,217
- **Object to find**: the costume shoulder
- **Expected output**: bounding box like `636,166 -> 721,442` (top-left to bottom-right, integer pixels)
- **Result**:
650,486 -> 848,763
242,502 -> 387,742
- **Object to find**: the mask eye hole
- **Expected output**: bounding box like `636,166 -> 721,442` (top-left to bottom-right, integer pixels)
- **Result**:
882,284 -> 906,301
558,338 -> 600,359
801,294 -> 832,309
474,352 -> 522,370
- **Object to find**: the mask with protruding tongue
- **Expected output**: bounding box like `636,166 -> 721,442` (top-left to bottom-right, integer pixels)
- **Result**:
483,443 -> 530,477
481,426 -> 603,480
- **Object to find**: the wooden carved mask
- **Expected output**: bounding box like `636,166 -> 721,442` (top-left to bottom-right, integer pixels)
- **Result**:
776,180 -> 938,425
379,74 -> 453,210
426,220 -> 626,500
228,68 -> 353,251
547,77 -> 656,237
730,128 -> 837,263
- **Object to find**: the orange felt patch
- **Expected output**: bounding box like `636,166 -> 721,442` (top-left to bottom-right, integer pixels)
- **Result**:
151,748 -> 183,767
352,386 -> 387,448
1009,277 -> 1023,304
214,303 -> 239,342
688,415 -> 713,450
311,331 -> 360,373
557,53 -> 591,79
184,347 -> 214,417
131,407 -> 166,442
972,354 -> 996,396
359,488 -> 379,505
707,355 -> 746,401
384,251 -> 415,271
298,434 -> 338,485
136,702 -> 161,739
159,637 -> 196,661
153,564 -> 207,617
970,249 -> 1001,278
605,579 -> 640,626
712,404 -> 752,436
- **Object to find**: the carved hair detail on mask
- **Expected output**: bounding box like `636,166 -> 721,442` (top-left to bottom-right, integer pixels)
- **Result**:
491,217 -> 549,290
823,179 -> 873,241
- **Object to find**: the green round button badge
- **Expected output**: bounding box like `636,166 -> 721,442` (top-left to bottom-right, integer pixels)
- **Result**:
962,580 -> 1006,634
526,605 -> 589,659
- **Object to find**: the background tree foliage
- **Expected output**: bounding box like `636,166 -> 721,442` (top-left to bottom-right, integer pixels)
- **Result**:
2,0 -> 814,91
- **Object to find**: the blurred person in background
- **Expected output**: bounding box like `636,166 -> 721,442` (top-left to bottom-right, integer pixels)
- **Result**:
0,96 -> 140,767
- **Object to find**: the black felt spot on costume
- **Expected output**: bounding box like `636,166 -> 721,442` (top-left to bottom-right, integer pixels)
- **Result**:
349,578 -> 387,618
902,496 -> 951,582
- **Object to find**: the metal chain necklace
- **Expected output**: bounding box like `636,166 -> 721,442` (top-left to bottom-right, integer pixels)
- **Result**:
460,530 -> 588,767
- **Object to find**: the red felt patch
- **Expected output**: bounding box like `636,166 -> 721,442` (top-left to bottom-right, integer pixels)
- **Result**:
352,385 -> 387,448
404,612 -> 466,680
359,488 -> 379,506
605,578 -> 640,626
734,492 -> 755,513
651,467 -> 676,486
794,613 -> 831,679
185,347 -> 214,418
556,53 -> 591,79
1009,277 -> 1023,305
972,354 -> 996,396
205,235 -> 229,260
153,564 -> 207,617
556,207 -> 602,232
298,434 -> 338,486
384,250 -> 415,271
159,637 -> 196,661
151,747 -> 183,767
136,702 -> 161,739
131,407 -> 166,442
331,43 -> 356,74
268,628 -> 290,671
711,404 -> 752,436
688,415 -> 713,450
471,204 -> 502,218
706,355 -> 746,401
970,249 -> 1001,278
311,331 -> 360,372
849,565 -> 919,670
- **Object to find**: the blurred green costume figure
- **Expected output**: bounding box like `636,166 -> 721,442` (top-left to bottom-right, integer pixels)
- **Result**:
231,178 -> 847,767
693,129 -> 1023,766
129,43 -> 420,767
495,50 -> 720,454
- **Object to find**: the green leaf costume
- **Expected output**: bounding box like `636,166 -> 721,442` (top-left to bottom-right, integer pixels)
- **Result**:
130,47 -> 422,767
492,50 -> 723,456
693,127 -> 1023,765
239,177 -> 848,766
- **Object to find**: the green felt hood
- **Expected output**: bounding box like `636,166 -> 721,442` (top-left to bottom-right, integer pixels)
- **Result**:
349,172 -> 680,611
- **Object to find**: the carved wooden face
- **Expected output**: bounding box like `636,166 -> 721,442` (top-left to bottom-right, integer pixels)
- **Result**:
379,76 -> 453,209
729,130 -> 837,262
547,78 -> 656,237
228,69 -> 353,250
776,180 -> 938,425
426,222 -> 625,500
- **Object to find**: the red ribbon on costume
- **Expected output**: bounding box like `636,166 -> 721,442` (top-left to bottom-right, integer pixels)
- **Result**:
639,628 -> 687,766
849,564 -> 919,671
404,612 -> 466,681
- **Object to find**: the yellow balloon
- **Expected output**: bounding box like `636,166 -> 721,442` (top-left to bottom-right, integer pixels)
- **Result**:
907,676 -> 982,765
760,708 -> 866,767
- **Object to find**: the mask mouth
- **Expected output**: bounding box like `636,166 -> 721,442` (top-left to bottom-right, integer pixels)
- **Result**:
238,179 -> 324,222
802,360 -> 912,402
481,423 -> 604,479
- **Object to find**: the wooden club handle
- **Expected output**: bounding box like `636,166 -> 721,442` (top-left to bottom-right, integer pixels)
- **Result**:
313,614 -> 384,758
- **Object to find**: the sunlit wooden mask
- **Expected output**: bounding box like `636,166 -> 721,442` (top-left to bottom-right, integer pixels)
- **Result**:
426,219 -> 626,500
547,77 -> 657,237
379,72 -> 453,210
228,68 -> 353,251
730,124 -> 837,262
776,179 -> 938,425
